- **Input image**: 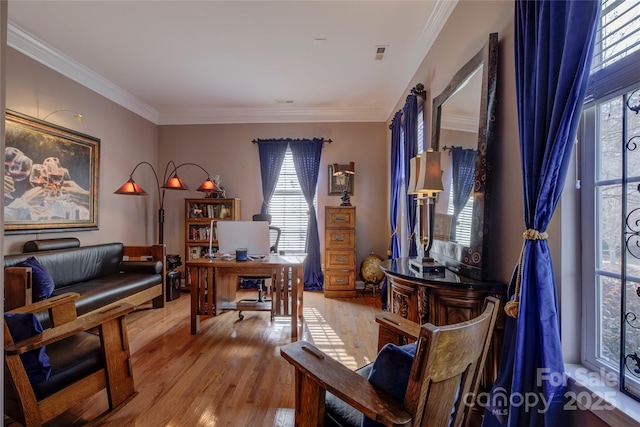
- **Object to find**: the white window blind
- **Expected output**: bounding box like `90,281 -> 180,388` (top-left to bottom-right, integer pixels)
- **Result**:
269,149 -> 315,254
590,0 -> 640,72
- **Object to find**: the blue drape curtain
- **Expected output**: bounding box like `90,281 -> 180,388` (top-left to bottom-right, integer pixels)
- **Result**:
382,110 -> 403,309
388,111 -> 403,261
256,140 -> 289,214
449,147 -> 477,241
482,1 -> 599,426
403,94 -> 419,256
290,138 -> 324,291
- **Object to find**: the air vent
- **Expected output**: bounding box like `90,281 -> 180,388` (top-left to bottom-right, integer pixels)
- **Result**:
375,45 -> 388,61
275,99 -> 294,104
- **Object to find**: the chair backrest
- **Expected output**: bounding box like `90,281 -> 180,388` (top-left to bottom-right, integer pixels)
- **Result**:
406,296 -> 499,427
252,214 -> 281,254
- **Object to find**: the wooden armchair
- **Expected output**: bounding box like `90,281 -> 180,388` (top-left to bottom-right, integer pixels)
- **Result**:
280,296 -> 499,427
4,292 -> 136,426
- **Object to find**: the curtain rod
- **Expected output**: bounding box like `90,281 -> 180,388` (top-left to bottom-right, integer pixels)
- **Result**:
252,138 -> 332,144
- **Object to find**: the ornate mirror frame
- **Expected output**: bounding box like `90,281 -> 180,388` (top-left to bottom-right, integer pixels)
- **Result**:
430,32 -> 498,281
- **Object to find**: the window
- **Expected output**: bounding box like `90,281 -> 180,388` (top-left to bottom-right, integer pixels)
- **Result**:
582,0 -> 640,401
269,149 -> 315,254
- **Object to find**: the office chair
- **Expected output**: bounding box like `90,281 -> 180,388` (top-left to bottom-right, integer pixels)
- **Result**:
238,214 -> 281,320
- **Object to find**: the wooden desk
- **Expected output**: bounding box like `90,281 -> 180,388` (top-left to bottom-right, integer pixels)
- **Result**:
186,254 -> 305,339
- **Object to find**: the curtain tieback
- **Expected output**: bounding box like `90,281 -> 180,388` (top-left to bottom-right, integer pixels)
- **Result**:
504,228 -> 549,318
408,232 -> 416,240
262,201 -> 269,209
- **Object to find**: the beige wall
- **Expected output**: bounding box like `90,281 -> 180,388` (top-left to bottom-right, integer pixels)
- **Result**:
157,122 -> 389,269
389,0 -> 523,286
4,47 -> 159,254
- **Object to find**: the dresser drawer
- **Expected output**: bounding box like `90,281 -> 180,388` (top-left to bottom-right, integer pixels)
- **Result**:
325,208 -> 356,229
325,229 -> 355,250
325,251 -> 356,270
325,270 -> 355,291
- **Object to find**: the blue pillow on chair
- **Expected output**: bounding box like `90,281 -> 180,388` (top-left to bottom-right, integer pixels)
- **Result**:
4,312 -> 52,384
16,256 -> 55,301
362,342 -> 417,427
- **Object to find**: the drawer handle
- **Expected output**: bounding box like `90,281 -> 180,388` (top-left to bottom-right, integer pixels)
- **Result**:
336,215 -> 345,220
335,237 -> 344,241
336,257 -> 345,262
336,278 -> 345,283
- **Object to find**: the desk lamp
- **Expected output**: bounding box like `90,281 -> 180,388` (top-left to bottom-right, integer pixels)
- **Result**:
409,150 -> 445,275
333,162 -> 355,206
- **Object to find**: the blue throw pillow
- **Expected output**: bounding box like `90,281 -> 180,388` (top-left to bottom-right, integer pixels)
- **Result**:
16,256 -> 55,301
362,342 -> 417,427
4,312 -> 52,384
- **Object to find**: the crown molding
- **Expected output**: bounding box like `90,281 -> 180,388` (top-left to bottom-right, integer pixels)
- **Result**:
158,106 -> 388,125
441,113 -> 478,133
387,0 -> 458,118
7,22 -> 160,124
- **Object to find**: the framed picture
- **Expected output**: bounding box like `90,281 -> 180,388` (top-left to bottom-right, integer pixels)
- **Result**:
4,110 -> 100,234
328,163 -> 354,195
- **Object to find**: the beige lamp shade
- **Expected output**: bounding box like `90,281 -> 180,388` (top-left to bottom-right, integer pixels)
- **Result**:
407,154 -> 421,194
415,150 -> 444,198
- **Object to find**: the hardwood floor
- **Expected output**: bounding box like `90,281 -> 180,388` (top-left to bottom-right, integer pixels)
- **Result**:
37,289 -> 383,426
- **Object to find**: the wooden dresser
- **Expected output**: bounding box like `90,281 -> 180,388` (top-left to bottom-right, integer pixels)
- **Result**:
324,206 -> 356,298
380,258 -> 506,392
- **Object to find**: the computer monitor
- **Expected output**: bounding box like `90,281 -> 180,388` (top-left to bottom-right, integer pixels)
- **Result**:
216,221 -> 270,256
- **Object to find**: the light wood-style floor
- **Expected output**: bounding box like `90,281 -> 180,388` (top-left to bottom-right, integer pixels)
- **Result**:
38,289 -> 383,427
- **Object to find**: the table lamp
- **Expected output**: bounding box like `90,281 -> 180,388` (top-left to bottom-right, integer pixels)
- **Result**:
409,150 -> 445,275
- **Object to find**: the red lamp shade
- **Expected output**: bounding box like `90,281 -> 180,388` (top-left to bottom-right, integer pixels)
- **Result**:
114,178 -> 148,195
196,178 -> 219,193
162,174 -> 189,190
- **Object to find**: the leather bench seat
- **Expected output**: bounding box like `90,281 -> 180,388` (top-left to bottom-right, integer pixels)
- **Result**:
32,332 -> 103,400
52,272 -> 162,316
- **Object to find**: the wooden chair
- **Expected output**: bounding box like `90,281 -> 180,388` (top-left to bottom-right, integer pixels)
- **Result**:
4,292 -> 136,426
280,296 -> 499,427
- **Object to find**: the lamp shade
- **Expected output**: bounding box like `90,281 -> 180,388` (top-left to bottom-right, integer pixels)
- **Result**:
407,154 -> 421,194
196,178 -> 219,193
345,161 -> 355,175
162,174 -> 189,190
415,150 -> 444,197
332,163 -> 342,176
114,178 -> 148,195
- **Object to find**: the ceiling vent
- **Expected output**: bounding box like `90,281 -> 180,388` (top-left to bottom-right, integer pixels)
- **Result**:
275,99 -> 294,104
374,45 -> 388,61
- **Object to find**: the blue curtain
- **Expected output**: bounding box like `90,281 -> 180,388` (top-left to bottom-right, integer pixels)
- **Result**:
290,138 -> 324,291
482,1 -> 599,426
403,94 -> 419,256
256,139 -> 289,214
449,147 -> 477,241
382,110 -> 403,309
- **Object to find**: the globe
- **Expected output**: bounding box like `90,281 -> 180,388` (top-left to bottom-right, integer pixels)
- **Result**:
360,252 -> 385,284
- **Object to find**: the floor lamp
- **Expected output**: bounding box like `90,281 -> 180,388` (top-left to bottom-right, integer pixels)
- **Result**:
408,150 -> 445,275
114,161 -> 218,245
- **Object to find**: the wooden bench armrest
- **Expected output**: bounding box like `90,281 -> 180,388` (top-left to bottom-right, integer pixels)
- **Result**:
4,267 -> 33,310
123,244 -> 166,262
280,341 -> 412,427
5,302 -> 135,355
375,313 -> 421,351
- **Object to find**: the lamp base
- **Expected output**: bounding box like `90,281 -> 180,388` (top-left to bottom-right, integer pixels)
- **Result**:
409,257 -> 446,276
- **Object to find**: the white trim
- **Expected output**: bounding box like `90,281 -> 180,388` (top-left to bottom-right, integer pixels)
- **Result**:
566,364 -> 640,427
7,22 -> 160,124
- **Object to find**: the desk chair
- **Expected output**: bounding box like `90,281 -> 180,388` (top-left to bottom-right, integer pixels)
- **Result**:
238,214 -> 282,320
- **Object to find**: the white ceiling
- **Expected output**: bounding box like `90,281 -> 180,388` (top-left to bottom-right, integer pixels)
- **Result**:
7,1 -> 457,125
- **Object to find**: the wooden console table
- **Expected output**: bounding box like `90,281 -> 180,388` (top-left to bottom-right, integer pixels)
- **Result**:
380,258 -> 506,390
186,254 -> 305,339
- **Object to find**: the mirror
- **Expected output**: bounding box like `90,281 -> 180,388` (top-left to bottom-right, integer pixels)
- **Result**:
430,32 -> 498,281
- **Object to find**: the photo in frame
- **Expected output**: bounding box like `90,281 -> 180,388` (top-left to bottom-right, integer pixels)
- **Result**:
328,163 -> 354,196
4,110 -> 100,234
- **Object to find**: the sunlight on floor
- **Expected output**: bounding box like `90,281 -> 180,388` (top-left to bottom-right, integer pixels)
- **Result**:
302,306 -> 359,369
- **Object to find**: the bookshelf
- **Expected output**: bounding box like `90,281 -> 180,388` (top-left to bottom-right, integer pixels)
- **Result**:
184,198 -> 240,261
